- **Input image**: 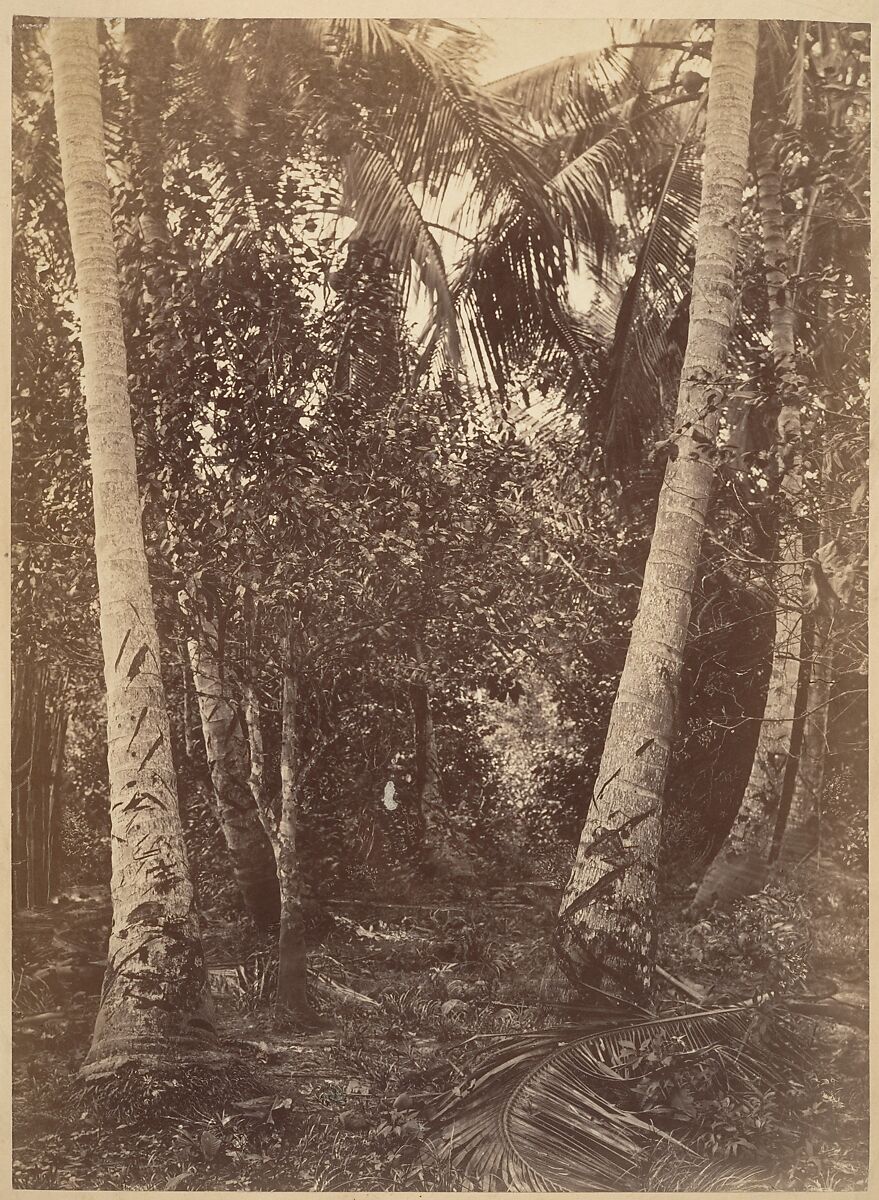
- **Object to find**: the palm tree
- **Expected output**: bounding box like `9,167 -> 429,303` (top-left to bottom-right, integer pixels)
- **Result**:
692,21 -> 869,903
548,20 -> 759,1006
48,17 -> 216,1085
691,123 -> 803,911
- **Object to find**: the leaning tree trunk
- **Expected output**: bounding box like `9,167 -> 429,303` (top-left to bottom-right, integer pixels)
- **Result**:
782,629 -> 831,861
548,21 -> 758,1008
125,26 -> 280,928
778,578 -> 836,865
691,131 -> 803,912
49,18 -> 215,1074
183,592 -> 280,928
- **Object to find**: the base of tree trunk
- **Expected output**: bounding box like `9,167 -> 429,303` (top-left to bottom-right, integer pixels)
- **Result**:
76,1049 -> 263,1122
689,849 -> 770,916
272,1000 -> 332,1032
236,868 -> 281,929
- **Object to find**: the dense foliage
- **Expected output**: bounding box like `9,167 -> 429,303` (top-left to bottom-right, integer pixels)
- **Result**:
11,15 -> 868,1193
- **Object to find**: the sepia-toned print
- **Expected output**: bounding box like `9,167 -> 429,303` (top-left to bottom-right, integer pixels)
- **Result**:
11,16 -> 868,1190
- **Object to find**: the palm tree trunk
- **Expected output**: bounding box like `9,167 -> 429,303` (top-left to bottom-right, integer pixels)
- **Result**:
691,131 -> 803,912
549,21 -> 758,1007
184,600 -> 280,928
49,17 -> 215,1072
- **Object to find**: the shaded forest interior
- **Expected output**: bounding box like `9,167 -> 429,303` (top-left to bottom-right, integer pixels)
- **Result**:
11,15 -> 869,1193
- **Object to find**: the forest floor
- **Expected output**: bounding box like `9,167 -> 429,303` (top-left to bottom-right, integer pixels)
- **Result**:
11,859 -> 868,1192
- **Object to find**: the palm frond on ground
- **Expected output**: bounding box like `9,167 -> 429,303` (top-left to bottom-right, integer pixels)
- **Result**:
424,1002 -> 790,1191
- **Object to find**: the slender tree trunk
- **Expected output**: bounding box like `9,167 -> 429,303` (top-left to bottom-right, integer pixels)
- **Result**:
548,21 -> 758,1008
691,543 -> 802,910
779,614 -> 832,864
691,131 -> 803,912
49,18 -> 215,1072
412,684 -> 451,872
178,640 -> 201,762
240,638 -> 321,1027
12,657 -> 69,907
184,599 -> 280,928
275,660 -> 315,1023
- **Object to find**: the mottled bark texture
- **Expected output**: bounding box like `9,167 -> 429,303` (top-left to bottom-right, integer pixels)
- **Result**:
550,22 -> 758,1007
692,132 -> 802,912
49,18 -> 215,1071
184,596 -> 280,928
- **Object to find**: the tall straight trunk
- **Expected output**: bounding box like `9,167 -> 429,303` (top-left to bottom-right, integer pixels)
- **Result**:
411,684 -> 445,862
49,18 -> 215,1070
178,640 -> 202,762
241,649 -> 321,1028
412,682 -> 475,881
185,600 -> 280,928
275,659 -> 312,1022
549,21 -> 758,1007
691,132 -> 802,912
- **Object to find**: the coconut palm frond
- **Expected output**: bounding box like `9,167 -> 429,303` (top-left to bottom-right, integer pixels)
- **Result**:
323,16 -> 552,217
345,142 -> 460,364
489,45 -> 634,138
592,99 -> 705,473
425,1003 -> 783,1192
440,210 -> 601,400
625,18 -> 706,88
549,127 -> 630,258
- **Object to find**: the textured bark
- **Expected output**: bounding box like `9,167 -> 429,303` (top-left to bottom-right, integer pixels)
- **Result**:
185,600 -> 280,928
691,133 -> 802,912
550,22 -> 758,1007
48,18 -> 215,1068
241,676 -> 273,839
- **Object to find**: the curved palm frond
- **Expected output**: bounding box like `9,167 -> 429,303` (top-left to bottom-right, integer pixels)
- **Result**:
427,208 -> 607,407
425,1002 -> 787,1192
345,142 -> 460,363
327,17 -> 554,219
489,44 -> 635,138
592,96 -> 705,473
625,18 -> 707,88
